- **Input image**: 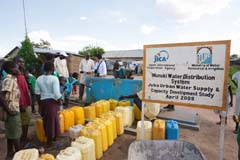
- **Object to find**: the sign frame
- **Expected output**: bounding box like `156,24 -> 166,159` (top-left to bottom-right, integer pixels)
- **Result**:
142,40 -> 231,111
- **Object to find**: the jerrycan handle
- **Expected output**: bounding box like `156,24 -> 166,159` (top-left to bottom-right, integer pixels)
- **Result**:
168,120 -> 175,128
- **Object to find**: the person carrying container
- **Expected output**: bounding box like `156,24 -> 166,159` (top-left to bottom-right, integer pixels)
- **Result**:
35,61 -> 62,146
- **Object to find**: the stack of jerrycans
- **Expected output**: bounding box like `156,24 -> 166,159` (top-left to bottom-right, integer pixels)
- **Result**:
87,121 -> 108,152
80,126 -> 103,159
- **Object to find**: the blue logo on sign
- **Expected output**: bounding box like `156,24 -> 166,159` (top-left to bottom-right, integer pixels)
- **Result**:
197,47 -> 212,64
154,50 -> 169,63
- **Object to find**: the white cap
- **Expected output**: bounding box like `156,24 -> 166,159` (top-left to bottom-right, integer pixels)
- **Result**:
60,51 -> 68,57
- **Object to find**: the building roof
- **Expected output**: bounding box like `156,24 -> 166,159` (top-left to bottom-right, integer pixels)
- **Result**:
103,49 -> 143,58
4,46 -> 82,58
33,47 -> 79,56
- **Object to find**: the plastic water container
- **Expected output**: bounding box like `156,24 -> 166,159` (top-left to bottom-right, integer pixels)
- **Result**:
83,106 -> 96,120
166,120 -> 179,140
136,121 -> 152,140
129,107 -> 135,125
80,127 -> 88,137
144,102 -> 160,120
62,110 -> 75,131
94,102 -> 103,118
59,113 -> 65,134
118,100 -> 131,106
69,110 -> 75,127
99,100 -> 110,113
69,125 -> 85,140
133,103 -> 141,120
111,111 -> 124,135
95,118 -> 114,147
86,127 -> 103,159
101,114 -> 117,140
80,126 -> 103,159
13,148 -> 39,160
71,106 -> 85,125
109,99 -> 118,111
94,121 -> 108,152
56,147 -> 81,160
152,119 -> 165,140
71,136 -> 96,160
115,106 -> 134,127
87,122 -> 108,152
36,119 -> 47,142
39,154 -> 55,160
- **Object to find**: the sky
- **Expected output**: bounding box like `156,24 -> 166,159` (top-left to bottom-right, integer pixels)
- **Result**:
0,0 -> 240,57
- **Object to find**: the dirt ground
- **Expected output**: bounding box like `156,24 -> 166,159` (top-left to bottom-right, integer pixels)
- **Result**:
0,98 -> 238,160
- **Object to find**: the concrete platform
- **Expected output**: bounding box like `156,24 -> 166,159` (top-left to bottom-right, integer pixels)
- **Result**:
157,107 -> 200,130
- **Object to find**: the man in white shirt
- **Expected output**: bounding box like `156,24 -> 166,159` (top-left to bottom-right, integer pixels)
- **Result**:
94,54 -> 107,77
54,51 -> 69,78
79,53 -> 95,100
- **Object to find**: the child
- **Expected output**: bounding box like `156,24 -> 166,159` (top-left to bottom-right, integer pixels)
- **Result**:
215,83 -> 233,124
64,72 -> 81,104
71,72 -> 80,95
27,67 -> 36,113
0,61 -> 21,159
66,72 -> 80,96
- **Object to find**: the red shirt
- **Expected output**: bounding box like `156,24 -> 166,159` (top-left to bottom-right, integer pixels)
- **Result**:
17,74 -> 32,108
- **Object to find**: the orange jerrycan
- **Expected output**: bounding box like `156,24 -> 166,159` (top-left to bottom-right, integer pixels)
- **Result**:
36,119 -> 47,142
153,119 -> 166,140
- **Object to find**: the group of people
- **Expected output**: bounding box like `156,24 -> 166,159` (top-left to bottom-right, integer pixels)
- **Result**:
0,57 -> 32,159
78,53 -> 107,100
0,52 -> 108,159
2,51 -> 240,159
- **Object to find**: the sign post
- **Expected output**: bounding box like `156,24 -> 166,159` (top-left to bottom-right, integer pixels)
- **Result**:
142,40 -> 231,159
141,101 -> 145,140
219,111 -> 226,160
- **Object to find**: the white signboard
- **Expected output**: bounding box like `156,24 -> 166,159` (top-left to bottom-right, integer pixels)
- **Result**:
143,40 -> 231,110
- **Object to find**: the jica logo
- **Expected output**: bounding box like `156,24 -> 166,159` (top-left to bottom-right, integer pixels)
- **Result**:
153,50 -> 169,63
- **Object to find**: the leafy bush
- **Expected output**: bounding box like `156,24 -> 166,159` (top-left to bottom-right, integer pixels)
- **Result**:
18,36 -> 41,74
229,65 -> 240,94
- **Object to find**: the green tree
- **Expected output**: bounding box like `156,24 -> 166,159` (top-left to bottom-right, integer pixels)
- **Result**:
78,45 -> 105,57
230,54 -> 238,59
18,36 -> 41,71
32,39 -> 52,49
